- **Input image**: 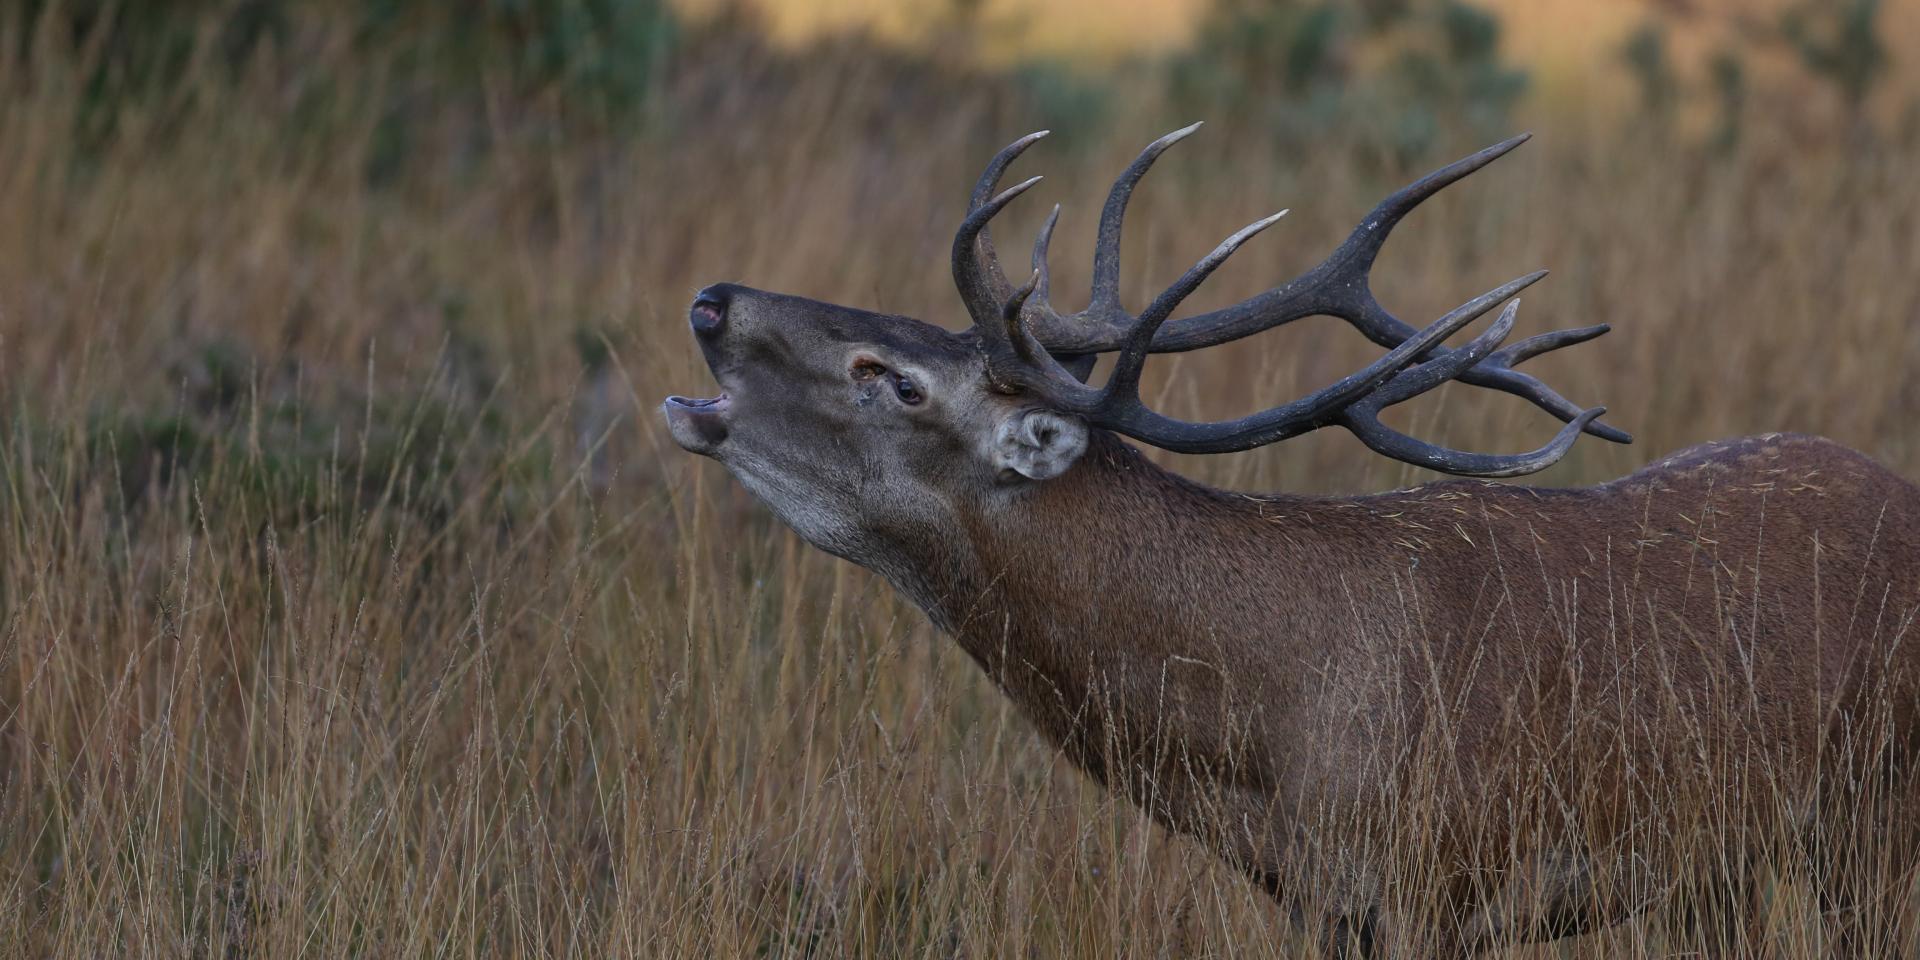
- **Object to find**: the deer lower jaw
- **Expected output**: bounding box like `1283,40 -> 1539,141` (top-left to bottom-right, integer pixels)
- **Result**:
662,393 -> 731,454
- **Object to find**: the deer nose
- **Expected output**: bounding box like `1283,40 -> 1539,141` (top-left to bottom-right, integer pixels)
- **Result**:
690,285 -> 731,339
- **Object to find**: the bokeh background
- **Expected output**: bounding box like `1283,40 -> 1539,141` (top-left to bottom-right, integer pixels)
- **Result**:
2,0 -> 1918,955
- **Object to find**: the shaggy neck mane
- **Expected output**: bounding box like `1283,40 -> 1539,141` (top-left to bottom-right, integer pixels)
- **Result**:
946,433 -> 1247,624
878,432 -> 1338,735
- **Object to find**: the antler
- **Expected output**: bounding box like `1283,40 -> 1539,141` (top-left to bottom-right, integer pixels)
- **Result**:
951,126 -> 1624,477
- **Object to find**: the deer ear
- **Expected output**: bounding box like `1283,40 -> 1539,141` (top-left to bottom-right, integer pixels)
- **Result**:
991,408 -> 1088,481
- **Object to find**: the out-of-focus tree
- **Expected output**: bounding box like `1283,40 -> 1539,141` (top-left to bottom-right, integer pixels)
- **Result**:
16,0 -> 678,139
922,0 -> 1112,133
1621,0 -> 1893,149
1166,0 -> 1527,164
1707,48 -> 1745,152
371,0 -> 679,116
1780,0 -> 1886,122
1622,22 -> 1678,123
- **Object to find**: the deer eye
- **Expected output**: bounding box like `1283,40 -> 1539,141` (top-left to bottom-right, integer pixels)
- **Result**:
891,373 -> 924,406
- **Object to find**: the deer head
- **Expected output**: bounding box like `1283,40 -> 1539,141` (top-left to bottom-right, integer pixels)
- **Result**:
661,281 -> 1087,565
662,126 -> 1627,567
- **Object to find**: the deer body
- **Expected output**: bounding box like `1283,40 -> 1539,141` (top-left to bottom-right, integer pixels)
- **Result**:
663,128 -> 1920,954
906,429 -> 1920,947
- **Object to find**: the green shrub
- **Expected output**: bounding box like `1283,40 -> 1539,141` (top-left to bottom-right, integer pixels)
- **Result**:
1166,0 -> 1527,163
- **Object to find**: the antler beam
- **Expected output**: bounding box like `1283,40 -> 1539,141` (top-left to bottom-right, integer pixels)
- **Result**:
954,126 -> 1630,450
953,126 -> 1624,476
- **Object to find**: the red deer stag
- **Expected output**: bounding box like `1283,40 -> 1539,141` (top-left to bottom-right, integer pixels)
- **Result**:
662,127 -> 1920,956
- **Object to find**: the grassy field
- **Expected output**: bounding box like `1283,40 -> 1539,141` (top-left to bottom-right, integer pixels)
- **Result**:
3,5 -> 1920,956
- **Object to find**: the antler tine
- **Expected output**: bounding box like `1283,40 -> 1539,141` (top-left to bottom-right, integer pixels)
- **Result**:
1005,271 -> 1540,453
1317,300 -> 1601,477
1104,210 -> 1288,401
953,174 -> 1044,328
1036,132 -> 1629,445
970,130 -> 1051,210
992,268 -> 1101,400
1460,361 -> 1628,442
1088,122 -> 1204,319
950,129 -> 1624,477
1342,406 -> 1606,478
1340,133 -> 1532,278
1002,268 -> 1059,371
1364,299 -> 1522,410
1138,134 -> 1533,354
1030,204 -> 1060,309
1461,323 -> 1624,441
1487,323 -> 1611,368
1082,272 -> 1543,453
989,206 -> 1288,410
965,130 -> 1050,304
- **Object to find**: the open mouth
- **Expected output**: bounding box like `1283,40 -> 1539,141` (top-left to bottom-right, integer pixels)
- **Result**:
668,287 -> 738,455
665,392 -> 730,411
662,391 -> 732,453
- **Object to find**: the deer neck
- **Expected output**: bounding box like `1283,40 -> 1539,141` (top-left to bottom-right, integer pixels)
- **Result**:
880,431 -> 1322,693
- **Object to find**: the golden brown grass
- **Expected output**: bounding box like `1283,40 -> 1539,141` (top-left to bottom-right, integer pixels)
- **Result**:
3,9 -> 1919,957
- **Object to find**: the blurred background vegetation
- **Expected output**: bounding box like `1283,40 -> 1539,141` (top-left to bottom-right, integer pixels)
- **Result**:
3,0 -> 1919,955
8,0 -> 1919,504
21,0 -> 1920,173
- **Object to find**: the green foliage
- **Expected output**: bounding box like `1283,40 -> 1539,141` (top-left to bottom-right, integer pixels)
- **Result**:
1014,60 -> 1112,135
1707,48 -> 1745,153
1167,0 -> 1528,163
1621,22 -> 1677,119
16,0 -> 678,149
68,334 -> 539,532
1781,0 -> 1886,113
357,0 -> 678,118
1621,0 -> 1895,152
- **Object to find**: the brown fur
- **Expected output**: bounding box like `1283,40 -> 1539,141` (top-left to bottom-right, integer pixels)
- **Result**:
664,284 -> 1920,955
928,430 -> 1920,952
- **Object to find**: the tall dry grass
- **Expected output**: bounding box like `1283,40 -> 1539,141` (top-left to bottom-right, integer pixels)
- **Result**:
3,7 -> 1920,957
